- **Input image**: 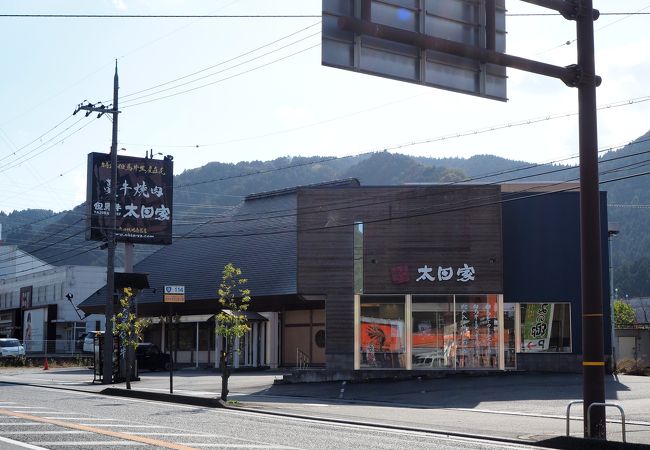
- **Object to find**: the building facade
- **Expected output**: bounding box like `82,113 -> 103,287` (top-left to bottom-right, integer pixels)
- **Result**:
0,245 -> 107,352
79,180 -> 612,373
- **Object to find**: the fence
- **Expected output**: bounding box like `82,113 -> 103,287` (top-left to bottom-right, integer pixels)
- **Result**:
20,339 -> 90,358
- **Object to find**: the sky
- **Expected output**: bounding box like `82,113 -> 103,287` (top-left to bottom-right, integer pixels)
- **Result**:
1,0 -> 649,215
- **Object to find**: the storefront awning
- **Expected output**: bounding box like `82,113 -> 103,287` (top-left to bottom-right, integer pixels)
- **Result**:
147,312 -> 267,324
148,314 -> 214,324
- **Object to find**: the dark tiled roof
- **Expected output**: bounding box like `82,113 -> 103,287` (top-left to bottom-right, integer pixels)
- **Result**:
79,190 -> 297,310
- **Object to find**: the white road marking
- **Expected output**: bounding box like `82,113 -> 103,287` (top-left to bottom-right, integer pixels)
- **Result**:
35,442 -> 146,446
127,433 -> 215,437
78,424 -> 166,428
1,431 -> 87,435
0,436 -> 49,450
0,422 -> 51,426
180,445 -> 295,449
7,407 -> 55,410
41,417 -> 116,421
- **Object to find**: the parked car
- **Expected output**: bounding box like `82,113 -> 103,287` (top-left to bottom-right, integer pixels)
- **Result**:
82,331 -> 103,353
135,343 -> 171,371
0,338 -> 25,358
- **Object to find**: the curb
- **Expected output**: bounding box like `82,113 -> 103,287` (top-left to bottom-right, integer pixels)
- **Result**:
101,387 -> 226,408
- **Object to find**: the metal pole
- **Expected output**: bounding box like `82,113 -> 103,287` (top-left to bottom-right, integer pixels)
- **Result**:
103,61 -> 119,385
169,303 -> 174,394
576,0 -> 606,439
608,230 -> 618,372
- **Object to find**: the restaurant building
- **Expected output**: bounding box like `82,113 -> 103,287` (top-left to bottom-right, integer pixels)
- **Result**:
78,179 -> 612,374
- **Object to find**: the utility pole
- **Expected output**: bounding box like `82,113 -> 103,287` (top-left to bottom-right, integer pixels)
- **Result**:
74,61 -> 120,384
339,0 -> 605,440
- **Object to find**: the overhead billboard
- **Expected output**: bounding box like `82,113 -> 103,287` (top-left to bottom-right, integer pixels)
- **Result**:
322,0 -> 507,101
86,153 -> 174,245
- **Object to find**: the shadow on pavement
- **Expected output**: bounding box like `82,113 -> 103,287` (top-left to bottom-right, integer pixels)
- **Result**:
253,372 -> 636,409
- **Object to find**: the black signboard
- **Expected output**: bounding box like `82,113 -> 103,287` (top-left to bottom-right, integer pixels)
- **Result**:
86,153 -> 173,245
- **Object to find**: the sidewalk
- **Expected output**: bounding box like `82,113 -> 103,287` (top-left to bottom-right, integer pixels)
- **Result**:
1,366 -> 649,448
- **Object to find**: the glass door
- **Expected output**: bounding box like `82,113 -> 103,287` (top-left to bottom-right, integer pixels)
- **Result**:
411,295 -> 455,369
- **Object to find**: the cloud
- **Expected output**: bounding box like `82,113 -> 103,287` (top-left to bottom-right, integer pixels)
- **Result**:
112,0 -> 128,10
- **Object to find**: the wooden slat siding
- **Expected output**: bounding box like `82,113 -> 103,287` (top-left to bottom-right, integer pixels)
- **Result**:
365,185 -> 503,293
297,189 -> 356,295
325,293 -> 355,360
297,185 -> 503,294
297,185 -> 503,369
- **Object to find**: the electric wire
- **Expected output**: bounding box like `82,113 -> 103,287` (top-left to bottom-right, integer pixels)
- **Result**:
120,43 -> 320,109
3,131 -> 650,267
115,22 -> 321,103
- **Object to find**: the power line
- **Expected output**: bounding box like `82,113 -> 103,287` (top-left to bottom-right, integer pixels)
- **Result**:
2,12 -> 647,18
4,135 -> 650,270
0,14 -> 322,18
115,22 -> 321,103
121,43 -> 320,109
123,94 -> 650,151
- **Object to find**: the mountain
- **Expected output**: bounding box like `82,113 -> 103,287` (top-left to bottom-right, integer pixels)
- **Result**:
2,129 -> 650,296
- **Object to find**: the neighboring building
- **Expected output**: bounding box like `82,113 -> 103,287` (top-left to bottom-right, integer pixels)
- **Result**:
615,297 -> 650,368
78,179 -> 612,374
0,245 -> 107,352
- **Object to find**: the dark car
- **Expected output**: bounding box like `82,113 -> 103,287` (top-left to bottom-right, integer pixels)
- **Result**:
135,343 -> 171,371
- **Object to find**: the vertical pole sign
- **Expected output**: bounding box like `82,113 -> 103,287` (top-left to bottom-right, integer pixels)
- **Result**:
86,151 -> 173,384
324,0 -> 605,438
164,285 -> 185,394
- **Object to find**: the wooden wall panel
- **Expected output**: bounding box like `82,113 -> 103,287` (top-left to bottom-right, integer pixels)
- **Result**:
297,186 -> 503,295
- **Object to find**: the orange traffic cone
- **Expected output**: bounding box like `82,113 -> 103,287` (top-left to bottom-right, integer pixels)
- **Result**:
43,358 -> 49,371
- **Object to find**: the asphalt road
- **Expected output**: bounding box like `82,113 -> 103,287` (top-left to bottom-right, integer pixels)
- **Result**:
1,367 -> 650,447
0,383 -> 544,450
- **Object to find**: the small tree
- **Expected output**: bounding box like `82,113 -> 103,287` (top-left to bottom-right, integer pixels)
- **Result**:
216,263 -> 251,401
614,299 -> 636,328
112,288 -> 150,390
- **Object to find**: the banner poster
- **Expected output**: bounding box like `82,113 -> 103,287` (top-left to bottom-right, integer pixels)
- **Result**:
23,308 -> 46,353
522,303 -> 555,352
86,152 -> 173,245
20,286 -> 32,309
360,316 -> 405,368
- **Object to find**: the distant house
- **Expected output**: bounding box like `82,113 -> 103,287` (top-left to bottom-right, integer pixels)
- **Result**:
78,179 -> 612,374
625,297 -> 650,325
616,297 -> 650,368
0,245 -> 107,351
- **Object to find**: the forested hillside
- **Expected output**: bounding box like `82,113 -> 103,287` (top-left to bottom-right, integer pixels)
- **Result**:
2,129 -> 649,296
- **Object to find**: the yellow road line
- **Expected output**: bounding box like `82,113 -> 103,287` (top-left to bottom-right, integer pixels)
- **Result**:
583,361 -> 605,366
0,409 -> 198,450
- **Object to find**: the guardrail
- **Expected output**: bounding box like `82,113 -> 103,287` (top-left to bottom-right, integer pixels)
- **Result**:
296,348 -> 309,370
566,400 -> 626,442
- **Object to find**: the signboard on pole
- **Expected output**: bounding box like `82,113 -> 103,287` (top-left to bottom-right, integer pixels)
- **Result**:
86,153 -> 174,245
322,0 -> 507,101
163,285 -> 185,303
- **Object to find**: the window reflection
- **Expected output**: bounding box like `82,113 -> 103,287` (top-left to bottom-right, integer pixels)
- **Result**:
360,296 -> 405,369
412,296 -> 454,368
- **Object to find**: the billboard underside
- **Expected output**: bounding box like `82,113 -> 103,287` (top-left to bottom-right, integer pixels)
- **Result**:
323,0 -> 507,101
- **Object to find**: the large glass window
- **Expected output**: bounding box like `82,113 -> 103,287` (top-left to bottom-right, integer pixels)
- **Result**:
358,294 -> 503,370
455,295 -> 499,369
519,303 -> 571,353
359,295 -> 406,369
412,296 -> 454,369
503,303 -> 517,368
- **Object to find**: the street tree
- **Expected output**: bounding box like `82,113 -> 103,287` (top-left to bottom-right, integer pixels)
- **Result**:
112,287 -> 150,390
216,263 -> 251,402
614,299 -> 637,327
